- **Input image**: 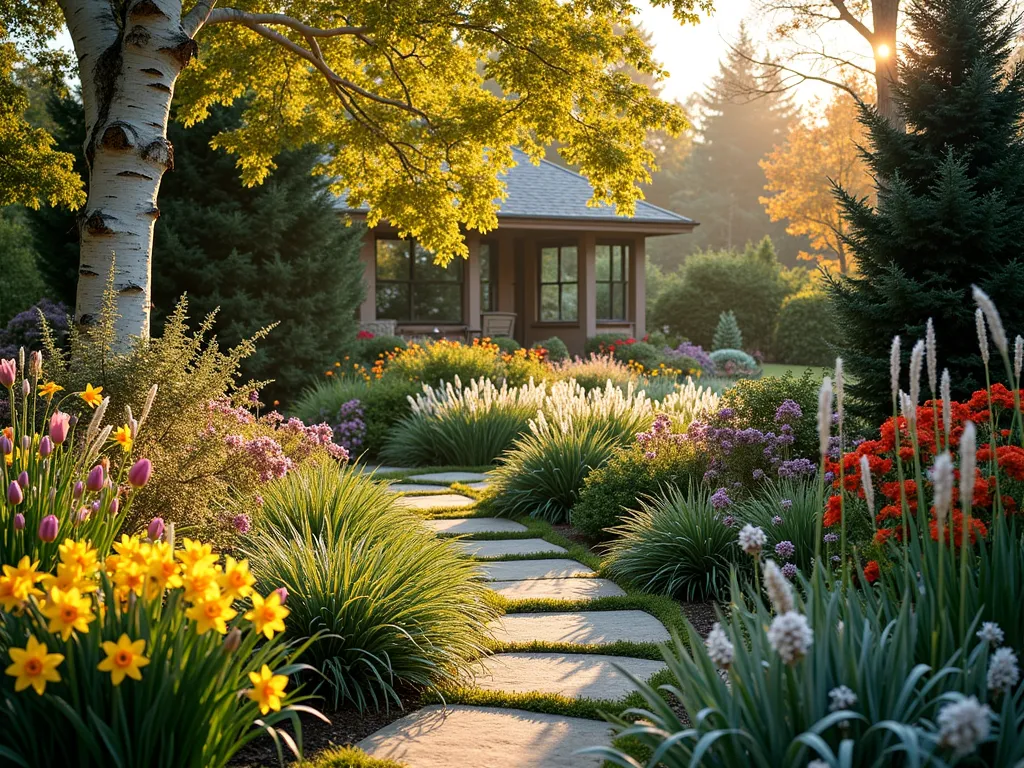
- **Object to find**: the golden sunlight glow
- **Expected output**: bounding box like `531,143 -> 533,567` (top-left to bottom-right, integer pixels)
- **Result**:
876,43 -> 891,59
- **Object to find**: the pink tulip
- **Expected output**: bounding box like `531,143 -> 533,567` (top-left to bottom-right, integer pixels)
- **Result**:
0,437 -> 10,456
38,515 -> 58,542
128,458 -> 152,488
38,436 -> 52,457
108,498 -> 119,516
49,411 -> 71,445
20,379 -> 29,397
72,481 -> 84,500
75,507 -> 90,524
17,472 -> 28,489
147,517 -> 164,541
7,482 -> 22,505
0,359 -> 15,389
28,351 -> 42,377
85,465 -> 104,492
274,586 -> 289,605
13,513 -> 24,530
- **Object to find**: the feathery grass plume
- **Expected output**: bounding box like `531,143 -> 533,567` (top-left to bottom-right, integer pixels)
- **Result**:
139,384 -> 158,430
704,622 -> 734,669
960,421 -> 977,514
817,375 -> 833,458
933,451 -> 954,529
926,318 -> 938,395
972,285 -> 1007,354
834,358 -> 844,425
85,396 -> 110,447
860,454 -> 875,518
763,559 -> 794,614
941,369 -> 952,444
976,308 -> 990,365
1016,336 -> 1023,383
900,390 -> 916,430
889,336 -> 901,403
909,340 -> 925,407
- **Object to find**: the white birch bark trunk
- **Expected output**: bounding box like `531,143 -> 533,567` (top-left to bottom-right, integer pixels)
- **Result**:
61,0 -> 194,343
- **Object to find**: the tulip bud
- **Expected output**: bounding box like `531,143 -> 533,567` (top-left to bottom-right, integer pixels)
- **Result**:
48,411 -> 70,445
38,436 -> 52,457
13,513 -> 24,530
147,517 -> 164,541
7,481 -> 23,505
85,465 -> 104,492
21,379 -> 30,397
223,628 -> 242,654
128,458 -> 152,488
28,351 -> 42,378
100,456 -> 110,474
72,481 -> 84,500
38,514 -> 58,542
0,436 -> 10,455
274,586 -> 289,605
0,359 -> 16,389
75,507 -> 90,525
108,498 -> 119,516
20,435 -> 30,452
91,500 -> 100,514
17,471 -> 29,489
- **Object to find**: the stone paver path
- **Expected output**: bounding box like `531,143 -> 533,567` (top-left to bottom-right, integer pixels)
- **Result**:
453,538 -> 567,557
466,653 -> 666,699
424,518 -> 528,534
358,467 -> 674,768
488,577 -> 625,600
478,559 -> 597,581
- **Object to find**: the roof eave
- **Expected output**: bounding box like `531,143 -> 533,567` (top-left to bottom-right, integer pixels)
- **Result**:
337,210 -> 696,236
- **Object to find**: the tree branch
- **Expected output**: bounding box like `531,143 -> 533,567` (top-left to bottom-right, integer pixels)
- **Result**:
204,9 -> 370,39
827,0 -> 876,44
182,0 -> 219,37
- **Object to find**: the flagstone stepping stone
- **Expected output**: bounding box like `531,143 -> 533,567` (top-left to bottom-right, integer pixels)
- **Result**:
454,539 -> 567,557
490,610 -> 670,646
353,464 -> 409,476
466,653 -> 666,700
463,480 -> 491,490
384,482 -> 450,493
408,471 -> 490,484
488,577 -> 625,600
358,705 -> 611,767
478,559 -> 597,581
395,493 -> 476,510
424,518 -> 528,534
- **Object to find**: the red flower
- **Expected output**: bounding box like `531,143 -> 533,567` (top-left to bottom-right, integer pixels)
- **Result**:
863,560 -> 880,584
874,528 -> 897,545
875,504 -> 903,524
930,510 -> 988,547
356,330 -> 375,340
824,495 -> 843,527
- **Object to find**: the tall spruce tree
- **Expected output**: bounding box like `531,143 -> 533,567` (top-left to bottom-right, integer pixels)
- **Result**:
670,24 -> 800,263
152,104 -> 364,401
828,0 -> 1024,423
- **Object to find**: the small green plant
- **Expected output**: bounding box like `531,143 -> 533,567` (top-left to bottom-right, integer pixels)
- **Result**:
245,463 -> 496,711
709,348 -> 759,378
604,485 -> 742,601
735,479 -> 821,573
534,336 -> 569,362
489,336 -> 521,354
712,310 -> 743,351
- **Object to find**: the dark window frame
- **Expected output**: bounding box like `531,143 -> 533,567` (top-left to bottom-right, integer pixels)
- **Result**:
374,236 -> 464,323
479,241 -> 497,313
595,242 -> 631,322
538,244 -> 579,323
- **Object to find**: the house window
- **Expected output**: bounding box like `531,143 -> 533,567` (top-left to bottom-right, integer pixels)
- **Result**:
539,245 -> 578,322
375,238 -> 463,323
480,242 -> 496,312
596,244 -> 630,321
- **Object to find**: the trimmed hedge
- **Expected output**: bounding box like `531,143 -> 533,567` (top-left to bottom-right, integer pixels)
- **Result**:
773,289 -> 838,366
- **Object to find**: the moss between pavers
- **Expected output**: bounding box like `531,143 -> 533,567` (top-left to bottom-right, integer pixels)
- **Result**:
294,746 -> 407,768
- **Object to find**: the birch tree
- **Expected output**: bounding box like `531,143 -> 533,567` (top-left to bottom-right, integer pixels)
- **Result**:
2,0 -> 708,343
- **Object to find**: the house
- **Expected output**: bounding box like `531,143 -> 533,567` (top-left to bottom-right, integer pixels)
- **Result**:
336,149 -> 696,354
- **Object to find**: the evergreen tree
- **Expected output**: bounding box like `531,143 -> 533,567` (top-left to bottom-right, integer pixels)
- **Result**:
828,0 -> 1024,423
670,24 -> 802,264
0,209 -> 46,325
152,104 -> 364,401
713,310 -> 744,351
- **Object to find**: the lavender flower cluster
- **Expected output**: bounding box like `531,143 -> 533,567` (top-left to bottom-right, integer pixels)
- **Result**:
635,413 -> 686,460
279,416 -> 350,462
332,399 -> 367,453
665,342 -> 716,375
226,434 -> 294,483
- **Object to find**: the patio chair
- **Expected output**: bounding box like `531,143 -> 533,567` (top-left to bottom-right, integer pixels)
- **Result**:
480,312 -> 516,339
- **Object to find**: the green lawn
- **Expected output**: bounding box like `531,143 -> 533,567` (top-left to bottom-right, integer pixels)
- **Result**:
760,362 -> 832,380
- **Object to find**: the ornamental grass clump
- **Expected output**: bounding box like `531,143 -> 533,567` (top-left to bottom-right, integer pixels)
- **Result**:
245,463 -> 495,711
0,531 -> 317,768
380,376 -> 547,466
604,484 -> 742,601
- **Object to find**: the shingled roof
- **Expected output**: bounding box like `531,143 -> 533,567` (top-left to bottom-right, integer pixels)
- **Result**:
333,148 -> 695,230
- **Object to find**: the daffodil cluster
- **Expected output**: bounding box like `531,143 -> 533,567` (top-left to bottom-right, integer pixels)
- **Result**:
1,534 -> 291,715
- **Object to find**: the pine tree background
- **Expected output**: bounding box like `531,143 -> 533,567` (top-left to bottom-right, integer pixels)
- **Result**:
712,310 -> 744,350
25,99 -> 365,402
828,0 -> 1024,423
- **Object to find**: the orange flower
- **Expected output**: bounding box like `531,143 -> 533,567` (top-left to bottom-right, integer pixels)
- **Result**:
823,495 -> 843,527
79,383 -> 103,408
862,560 -> 880,584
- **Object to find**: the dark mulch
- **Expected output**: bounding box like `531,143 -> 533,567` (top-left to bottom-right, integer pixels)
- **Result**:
229,689 -> 423,767
551,523 -> 597,549
679,600 -> 718,639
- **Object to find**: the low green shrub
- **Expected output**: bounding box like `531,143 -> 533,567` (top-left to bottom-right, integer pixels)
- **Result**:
489,336 -> 521,354
378,338 -> 501,387
534,336 -> 569,362
351,334 -> 407,365
297,747 -> 408,768
773,289 -> 838,366
615,340 -> 662,369
708,348 -> 760,378
721,369 -> 824,459
603,485 -> 742,601
734,479 -> 820,573
572,424 -> 706,538
246,463 -> 495,711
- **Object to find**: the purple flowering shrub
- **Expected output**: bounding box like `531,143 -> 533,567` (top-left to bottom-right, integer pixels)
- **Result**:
331,399 -> 367,454
719,370 -> 824,460
0,299 -> 70,360
664,342 -> 716,376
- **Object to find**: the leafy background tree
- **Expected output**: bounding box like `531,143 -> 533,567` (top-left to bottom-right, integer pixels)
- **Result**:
829,0 -> 1024,422
0,209 -> 46,324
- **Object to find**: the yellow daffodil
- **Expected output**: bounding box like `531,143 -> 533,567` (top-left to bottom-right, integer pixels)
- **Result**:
176,539 -> 218,571
247,665 -> 287,714
186,595 -> 237,635
182,566 -> 221,603
97,634 -> 149,686
37,381 -> 63,398
218,557 -> 255,601
0,557 -> 44,609
143,541 -> 182,598
112,424 -> 133,453
112,535 -> 150,568
59,540 -> 99,576
5,635 -> 63,695
79,383 -> 103,408
41,587 -> 95,640
41,562 -> 98,595
111,561 -> 146,599
245,591 -> 290,640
